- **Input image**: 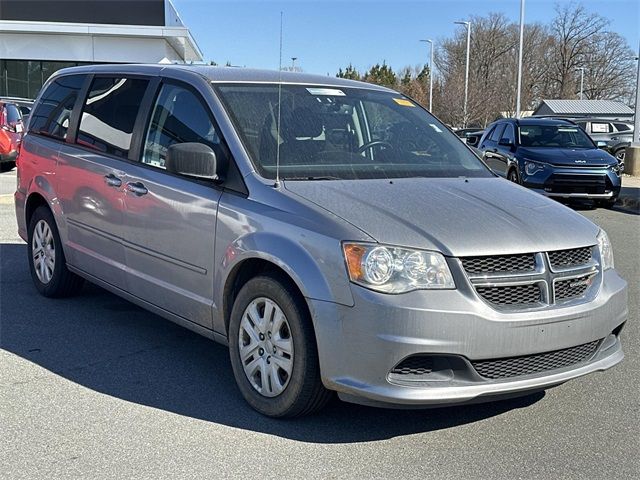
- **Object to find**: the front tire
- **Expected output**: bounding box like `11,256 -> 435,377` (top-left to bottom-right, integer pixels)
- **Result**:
508,168 -> 520,184
27,206 -> 84,297
596,198 -> 617,209
228,274 -> 331,417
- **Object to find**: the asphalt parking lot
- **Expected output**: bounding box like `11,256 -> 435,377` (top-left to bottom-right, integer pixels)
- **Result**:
1,168 -> 638,479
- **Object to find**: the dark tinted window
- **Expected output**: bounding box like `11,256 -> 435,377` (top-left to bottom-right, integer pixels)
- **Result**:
500,124 -> 515,144
142,84 -> 223,169
489,124 -> 504,142
77,77 -> 148,158
29,74 -> 85,140
613,123 -> 631,132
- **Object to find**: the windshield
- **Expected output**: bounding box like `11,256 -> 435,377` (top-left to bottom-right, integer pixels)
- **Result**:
519,124 -> 594,149
215,83 -> 491,180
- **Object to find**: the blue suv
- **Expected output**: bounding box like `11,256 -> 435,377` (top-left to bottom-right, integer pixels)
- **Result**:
478,118 -> 621,208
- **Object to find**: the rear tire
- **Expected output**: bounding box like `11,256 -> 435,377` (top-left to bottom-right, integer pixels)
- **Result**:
27,206 -> 84,297
508,168 -> 520,184
228,274 -> 332,417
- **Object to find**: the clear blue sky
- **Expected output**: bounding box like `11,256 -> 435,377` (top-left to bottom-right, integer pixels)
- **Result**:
173,0 -> 639,75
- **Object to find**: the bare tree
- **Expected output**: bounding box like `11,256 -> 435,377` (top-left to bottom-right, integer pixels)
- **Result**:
547,2 -> 608,98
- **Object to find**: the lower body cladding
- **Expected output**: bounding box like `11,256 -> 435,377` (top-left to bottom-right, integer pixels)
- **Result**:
308,269 -> 627,408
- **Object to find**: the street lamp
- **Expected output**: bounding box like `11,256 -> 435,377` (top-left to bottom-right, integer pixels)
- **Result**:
419,39 -> 434,111
576,67 -> 585,100
515,0 -> 525,118
454,20 -> 471,127
291,57 -> 298,71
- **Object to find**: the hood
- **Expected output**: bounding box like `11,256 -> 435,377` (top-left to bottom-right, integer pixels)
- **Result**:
517,147 -> 615,167
284,177 -> 599,257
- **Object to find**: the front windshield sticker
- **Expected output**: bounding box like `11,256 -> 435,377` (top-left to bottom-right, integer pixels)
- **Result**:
429,124 -> 443,133
393,98 -> 416,107
306,87 -> 345,96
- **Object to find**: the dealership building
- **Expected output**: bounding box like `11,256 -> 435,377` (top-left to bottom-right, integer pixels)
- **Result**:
0,0 -> 203,98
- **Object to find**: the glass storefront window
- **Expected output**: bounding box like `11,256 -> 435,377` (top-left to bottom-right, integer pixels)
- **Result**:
0,60 -> 90,99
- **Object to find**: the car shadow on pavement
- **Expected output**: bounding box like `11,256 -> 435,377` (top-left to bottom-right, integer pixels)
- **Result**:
1,243 -> 543,444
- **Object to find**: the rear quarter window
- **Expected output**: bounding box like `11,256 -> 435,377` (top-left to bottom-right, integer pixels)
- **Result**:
29,74 -> 86,140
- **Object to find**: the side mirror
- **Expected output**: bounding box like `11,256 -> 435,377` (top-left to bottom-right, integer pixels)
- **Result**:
498,139 -> 514,147
465,135 -> 480,147
166,142 -> 226,181
596,141 -> 608,150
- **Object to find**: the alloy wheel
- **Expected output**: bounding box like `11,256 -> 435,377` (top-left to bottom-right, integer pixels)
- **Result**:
32,219 -> 56,284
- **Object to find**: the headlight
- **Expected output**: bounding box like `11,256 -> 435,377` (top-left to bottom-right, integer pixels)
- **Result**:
343,243 -> 455,293
524,160 -> 545,176
597,229 -> 614,270
609,164 -> 621,175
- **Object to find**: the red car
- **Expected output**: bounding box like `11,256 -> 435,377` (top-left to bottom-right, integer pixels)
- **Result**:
0,101 -> 24,171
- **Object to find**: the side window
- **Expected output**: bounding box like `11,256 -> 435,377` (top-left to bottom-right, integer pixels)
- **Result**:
142,83 -> 223,170
77,77 -> 149,158
613,123 -> 631,132
28,74 -> 85,140
500,124 -> 515,144
489,124 -> 504,142
591,122 -> 611,133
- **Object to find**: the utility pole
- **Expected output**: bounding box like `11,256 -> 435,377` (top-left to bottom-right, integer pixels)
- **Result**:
420,39 -> 434,111
454,21 -> 471,127
515,0 -> 525,118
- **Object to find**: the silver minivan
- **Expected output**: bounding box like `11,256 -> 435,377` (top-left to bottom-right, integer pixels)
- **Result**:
15,65 -> 627,417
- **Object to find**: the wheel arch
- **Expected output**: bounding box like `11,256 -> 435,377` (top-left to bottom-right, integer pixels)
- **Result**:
222,257 -> 310,338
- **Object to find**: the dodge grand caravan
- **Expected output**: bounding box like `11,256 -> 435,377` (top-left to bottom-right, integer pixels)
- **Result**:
15,65 -> 627,417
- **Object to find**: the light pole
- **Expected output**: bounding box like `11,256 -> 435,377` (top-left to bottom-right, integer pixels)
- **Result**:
576,67 -> 585,100
634,48 -> 640,146
420,39 -> 434,111
454,21 -> 471,127
291,57 -> 298,71
515,0 -> 525,118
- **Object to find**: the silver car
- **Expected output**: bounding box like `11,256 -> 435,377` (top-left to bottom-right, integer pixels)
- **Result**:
15,65 -> 627,417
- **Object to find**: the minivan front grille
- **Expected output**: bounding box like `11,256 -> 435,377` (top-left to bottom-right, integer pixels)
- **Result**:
461,254 -> 535,275
554,274 -> 595,301
476,284 -> 542,306
471,340 -> 600,379
460,247 -> 599,311
548,247 -> 592,270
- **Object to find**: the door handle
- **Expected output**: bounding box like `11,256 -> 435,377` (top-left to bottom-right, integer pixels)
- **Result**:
125,181 -> 148,196
104,173 -> 122,188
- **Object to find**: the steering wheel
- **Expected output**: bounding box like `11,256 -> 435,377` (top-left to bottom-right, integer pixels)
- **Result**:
356,140 -> 393,154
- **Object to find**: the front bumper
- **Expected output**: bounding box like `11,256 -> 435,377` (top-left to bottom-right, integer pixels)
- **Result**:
522,166 -> 621,200
309,269 -> 627,407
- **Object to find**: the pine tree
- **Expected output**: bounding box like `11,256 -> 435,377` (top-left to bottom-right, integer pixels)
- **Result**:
363,62 -> 397,87
336,63 -> 361,80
